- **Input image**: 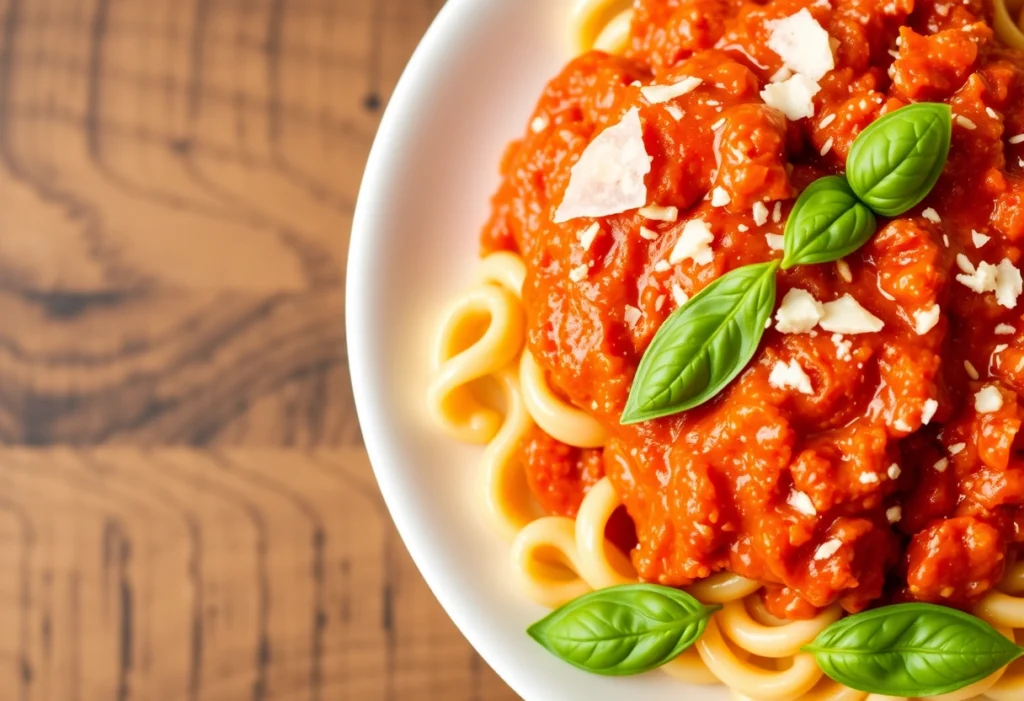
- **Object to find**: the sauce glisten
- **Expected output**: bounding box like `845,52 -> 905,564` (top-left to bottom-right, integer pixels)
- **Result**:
482,0 -> 1024,619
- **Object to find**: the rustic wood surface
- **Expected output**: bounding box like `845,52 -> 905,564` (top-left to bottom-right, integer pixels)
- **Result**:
0,0 -> 519,698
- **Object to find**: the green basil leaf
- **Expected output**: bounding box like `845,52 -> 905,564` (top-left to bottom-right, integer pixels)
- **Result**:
527,584 -> 721,676
620,260 -> 778,424
847,102 -> 952,216
782,175 -> 876,268
804,603 -> 1024,696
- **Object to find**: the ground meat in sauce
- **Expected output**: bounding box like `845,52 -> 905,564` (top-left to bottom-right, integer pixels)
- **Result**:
482,0 -> 1024,619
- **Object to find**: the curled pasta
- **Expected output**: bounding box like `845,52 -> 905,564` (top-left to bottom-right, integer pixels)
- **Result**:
572,0 -> 633,53
686,572 -> 763,604
480,364 -> 540,540
717,600 -> 843,658
510,516 -> 592,608
520,349 -> 607,448
574,477 -> 637,588
427,277 -> 525,443
697,616 -> 825,701
992,0 -> 1024,49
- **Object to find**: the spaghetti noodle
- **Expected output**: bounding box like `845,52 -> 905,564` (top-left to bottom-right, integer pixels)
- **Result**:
427,0 -> 1024,697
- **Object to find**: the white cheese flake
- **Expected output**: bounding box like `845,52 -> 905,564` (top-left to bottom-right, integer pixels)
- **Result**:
832,333 -> 853,361
820,294 -> 884,334
769,359 -> 814,395
887,463 -> 902,480
671,283 -> 689,307
738,224 -> 750,233
975,385 -> 1004,413
770,66 -> 794,83
836,260 -> 853,282
859,471 -> 880,484
776,288 -> 825,334
554,108 -> 651,223
767,9 -> 835,81
623,305 -> 642,327
913,305 -> 941,335
956,115 -> 977,130
670,219 -> 715,265
569,264 -> 589,282
711,187 -> 731,207
949,443 -> 966,456
820,137 -> 834,156
922,207 -> 941,223
654,260 -> 671,273
753,202 -> 770,226
639,205 -> 679,222
579,222 -> 601,251
530,115 -> 549,133
787,490 -> 817,516
921,399 -> 939,425
972,230 -> 991,247
987,107 -> 999,119
773,201 -> 783,224
655,295 -> 666,312
965,360 -> 980,380
957,258 -> 999,295
820,113 -> 836,128
886,506 -> 902,523
995,258 -> 1023,308
814,538 -> 843,561
996,323 -> 1016,335
761,74 -> 821,121
639,226 -> 660,241
666,105 -> 685,121
765,233 -> 785,251
711,117 -> 727,131
943,234 -> 950,247
1011,134 -> 1024,145
957,254 -> 975,274
640,77 -> 703,104
933,458 -> 949,472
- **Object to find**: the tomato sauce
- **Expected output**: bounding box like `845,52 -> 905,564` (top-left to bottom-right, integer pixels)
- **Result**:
483,0 -> 1024,618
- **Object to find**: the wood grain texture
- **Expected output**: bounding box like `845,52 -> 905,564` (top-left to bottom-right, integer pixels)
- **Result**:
0,0 -> 519,698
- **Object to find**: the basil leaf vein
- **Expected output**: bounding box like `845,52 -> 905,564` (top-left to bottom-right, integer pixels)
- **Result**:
527,584 -> 721,676
804,603 -> 1024,696
782,175 -> 877,268
847,102 -> 952,216
620,260 -> 778,424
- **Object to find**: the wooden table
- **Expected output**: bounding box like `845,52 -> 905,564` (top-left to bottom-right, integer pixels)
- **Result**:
0,0 -> 518,698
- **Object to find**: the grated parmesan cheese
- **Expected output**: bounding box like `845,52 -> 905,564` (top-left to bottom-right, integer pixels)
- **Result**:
776,288 -> 825,333
836,260 -> 853,282
765,233 -> 785,251
819,294 -> 884,334
995,259 -> 1023,308
820,137 -> 834,156
530,115 -> 549,133
820,113 -> 836,128
832,333 -> 853,361
934,458 -> 949,472
579,222 -> 601,251
753,202 -> 770,226
975,385 -> 1004,413
641,77 -> 703,104
995,323 -> 1015,335
761,74 -> 821,121
639,226 -> 659,241
623,305 -> 642,327
554,108 -> 651,223
859,471 -> 880,484
671,283 -> 689,307
769,359 -> 814,395
639,205 -> 679,222
787,490 -> 817,516
921,398 -> 939,425
654,260 -> 671,273
922,208 -> 941,223
773,201 -> 783,224
569,264 -> 589,282
670,220 -> 715,265
886,506 -> 902,523
767,9 -> 835,81
913,305 -> 941,335
972,230 -> 990,247
711,187 -> 731,207
949,443 -> 966,455
965,360 -> 980,380
1011,134 -> 1024,145
887,463 -> 902,480
956,115 -> 977,130
814,538 -> 843,560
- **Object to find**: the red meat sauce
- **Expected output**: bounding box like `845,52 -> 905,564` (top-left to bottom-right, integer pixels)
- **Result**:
482,0 -> 1024,619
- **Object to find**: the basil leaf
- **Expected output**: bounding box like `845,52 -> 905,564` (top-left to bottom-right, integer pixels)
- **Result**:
527,584 -> 721,676
804,603 -> 1024,696
847,102 -> 952,216
782,176 -> 876,268
620,260 -> 778,424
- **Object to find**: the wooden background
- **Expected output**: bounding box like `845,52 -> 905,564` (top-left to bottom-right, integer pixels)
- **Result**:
0,0 -> 519,698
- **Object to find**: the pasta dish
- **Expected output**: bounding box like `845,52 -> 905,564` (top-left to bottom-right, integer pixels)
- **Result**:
425,0 -> 1024,698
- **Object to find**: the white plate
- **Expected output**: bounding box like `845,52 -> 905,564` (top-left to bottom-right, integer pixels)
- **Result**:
347,1 -> 730,699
